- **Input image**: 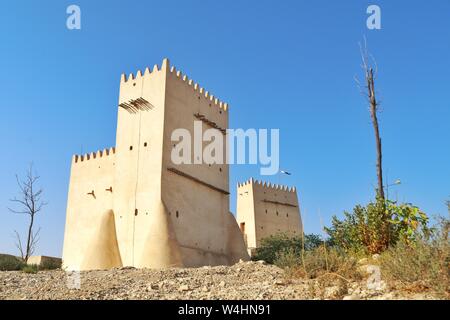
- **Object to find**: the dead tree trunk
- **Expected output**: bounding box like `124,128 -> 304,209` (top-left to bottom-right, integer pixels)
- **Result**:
366,68 -> 385,201
358,40 -> 385,202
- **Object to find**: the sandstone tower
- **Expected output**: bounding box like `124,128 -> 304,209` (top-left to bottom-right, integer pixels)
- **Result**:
236,178 -> 302,255
62,59 -> 249,271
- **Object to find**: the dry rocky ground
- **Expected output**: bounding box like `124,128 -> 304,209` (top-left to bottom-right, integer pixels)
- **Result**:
0,260 -> 442,300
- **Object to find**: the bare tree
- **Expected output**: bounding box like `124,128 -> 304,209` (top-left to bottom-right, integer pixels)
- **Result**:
8,164 -> 47,262
355,38 -> 385,201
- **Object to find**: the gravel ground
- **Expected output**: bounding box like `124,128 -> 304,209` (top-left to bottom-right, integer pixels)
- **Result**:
0,260 -> 442,300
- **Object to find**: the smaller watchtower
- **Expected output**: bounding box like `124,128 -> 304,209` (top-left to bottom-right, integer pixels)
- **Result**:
236,178 -> 302,255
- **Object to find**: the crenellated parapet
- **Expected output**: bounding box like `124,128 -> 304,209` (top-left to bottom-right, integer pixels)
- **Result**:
73,147 -> 116,164
120,59 -> 168,84
168,64 -> 228,113
119,58 -> 228,113
237,177 -> 296,193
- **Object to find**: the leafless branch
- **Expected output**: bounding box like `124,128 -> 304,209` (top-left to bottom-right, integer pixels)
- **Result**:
8,164 -> 46,261
13,230 -> 25,260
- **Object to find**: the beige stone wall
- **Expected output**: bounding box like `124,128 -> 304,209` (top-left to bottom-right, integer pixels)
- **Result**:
236,181 -> 256,249
236,179 -> 303,253
62,149 -> 116,270
114,62 -> 168,267
161,66 -> 232,266
27,255 -> 62,267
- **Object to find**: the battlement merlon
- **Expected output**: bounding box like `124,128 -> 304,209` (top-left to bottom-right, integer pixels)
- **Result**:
120,58 -> 168,83
120,58 -> 229,112
72,147 -> 116,164
237,177 -> 297,193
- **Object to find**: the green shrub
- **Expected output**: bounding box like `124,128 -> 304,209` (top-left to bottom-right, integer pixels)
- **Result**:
301,246 -> 361,280
0,254 -> 25,271
39,259 -> 61,270
379,217 -> 450,296
325,198 -> 430,254
21,264 -> 38,274
387,201 -> 432,244
256,233 -> 360,281
253,233 -> 322,264
273,248 -> 301,269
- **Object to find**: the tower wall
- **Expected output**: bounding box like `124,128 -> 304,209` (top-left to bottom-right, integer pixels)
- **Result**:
236,179 -> 303,254
62,149 -> 116,270
114,61 -> 168,267
160,65 -> 238,266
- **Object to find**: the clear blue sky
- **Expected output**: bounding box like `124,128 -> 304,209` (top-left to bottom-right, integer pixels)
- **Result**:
0,1 -> 449,257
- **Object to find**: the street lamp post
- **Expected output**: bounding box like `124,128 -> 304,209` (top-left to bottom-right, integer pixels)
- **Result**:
386,179 -> 401,202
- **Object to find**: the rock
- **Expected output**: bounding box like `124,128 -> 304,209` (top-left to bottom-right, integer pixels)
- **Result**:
343,295 -> 360,300
178,284 -> 189,292
274,280 -> 285,286
323,286 -> 348,299
201,286 -> 209,292
148,283 -> 159,291
219,281 -> 226,287
377,292 -> 394,300
324,286 -> 344,299
120,266 -> 136,270
372,254 -> 380,261
367,280 -> 387,292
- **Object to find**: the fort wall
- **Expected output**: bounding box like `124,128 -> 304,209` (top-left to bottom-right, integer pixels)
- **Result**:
236,178 -> 302,254
62,148 -> 116,270
62,59 -> 249,270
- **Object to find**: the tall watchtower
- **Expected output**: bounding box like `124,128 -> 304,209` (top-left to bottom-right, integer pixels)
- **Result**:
236,178 -> 303,255
62,59 -> 249,270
